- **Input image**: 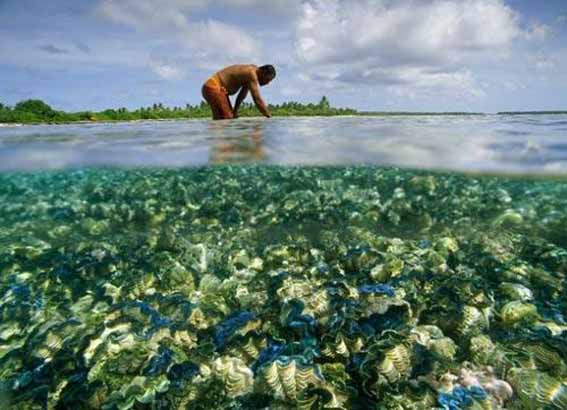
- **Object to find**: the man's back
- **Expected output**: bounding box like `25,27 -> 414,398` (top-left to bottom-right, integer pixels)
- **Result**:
215,65 -> 258,96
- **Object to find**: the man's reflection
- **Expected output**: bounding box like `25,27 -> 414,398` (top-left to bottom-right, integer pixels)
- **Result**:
209,121 -> 266,164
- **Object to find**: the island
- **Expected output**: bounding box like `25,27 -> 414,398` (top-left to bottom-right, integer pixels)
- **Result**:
1,98 -> 493,125
0,98 -> 356,124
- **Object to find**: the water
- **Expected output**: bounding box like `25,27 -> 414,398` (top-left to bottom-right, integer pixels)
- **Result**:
1,115 -> 567,173
1,117 -> 567,409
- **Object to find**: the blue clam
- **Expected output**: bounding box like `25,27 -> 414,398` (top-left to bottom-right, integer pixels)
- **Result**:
358,284 -> 395,297
213,311 -> 255,350
438,385 -> 488,410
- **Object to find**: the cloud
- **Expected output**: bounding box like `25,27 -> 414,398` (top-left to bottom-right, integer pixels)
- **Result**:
97,0 -> 302,25
296,0 -> 522,65
38,44 -> 70,55
96,0 -> 261,75
74,42 -> 92,54
189,20 -> 261,68
219,0 -> 303,17
387,69 -> 486,99
293,0 -> 537,99
96,0 -> 302,30
149,57 -> 186,80
96,0 -> 206,31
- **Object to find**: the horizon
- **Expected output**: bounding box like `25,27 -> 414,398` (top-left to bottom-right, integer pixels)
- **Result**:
1,0 -> 567,112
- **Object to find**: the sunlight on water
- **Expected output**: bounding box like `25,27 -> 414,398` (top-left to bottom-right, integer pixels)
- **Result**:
1,115 -> 567,173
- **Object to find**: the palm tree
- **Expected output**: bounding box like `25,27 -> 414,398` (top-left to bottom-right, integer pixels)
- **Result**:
318,96 -> 330,109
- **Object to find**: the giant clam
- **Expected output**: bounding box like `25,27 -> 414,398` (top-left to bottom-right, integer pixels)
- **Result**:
1,166 -> 567,409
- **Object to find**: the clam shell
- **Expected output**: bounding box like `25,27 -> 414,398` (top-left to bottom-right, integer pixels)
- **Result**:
259,359 -> 324,402
500,301 -> 539,326
378,344 -> 412,383
212,356 -> 254,397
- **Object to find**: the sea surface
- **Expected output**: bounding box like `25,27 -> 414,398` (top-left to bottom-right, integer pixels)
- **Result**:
1,115 -> 567,172
1,116 -> 567,409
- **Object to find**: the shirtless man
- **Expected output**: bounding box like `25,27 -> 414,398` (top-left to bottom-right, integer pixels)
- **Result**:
201,64 -> 276,120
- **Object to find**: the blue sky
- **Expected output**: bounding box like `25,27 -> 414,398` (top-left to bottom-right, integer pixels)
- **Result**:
1,0 -> 566,112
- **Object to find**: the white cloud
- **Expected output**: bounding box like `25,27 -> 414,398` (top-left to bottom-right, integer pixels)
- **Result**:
149,58 -> 186,80
96,0 -> 207,31
91,0 -> 557,105
189,20 -> 261,69
296,0 -> 522,65
220,0 -> 302,16
96,0 -> 261,75
96,0 -> 302,29
387,69 -> 486,99
293,0 -> 534,99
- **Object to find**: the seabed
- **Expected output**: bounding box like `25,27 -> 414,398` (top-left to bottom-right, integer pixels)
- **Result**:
1,166 -> 567,409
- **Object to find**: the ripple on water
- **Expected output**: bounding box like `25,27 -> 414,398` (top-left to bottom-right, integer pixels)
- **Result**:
1,115 -> 567,175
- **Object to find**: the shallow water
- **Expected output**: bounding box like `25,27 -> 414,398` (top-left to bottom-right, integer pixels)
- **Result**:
1,118 -> 567,409
1,115 -> 567,173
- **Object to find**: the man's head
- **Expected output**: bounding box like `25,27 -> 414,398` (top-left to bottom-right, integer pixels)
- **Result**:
257,65 -> 276,86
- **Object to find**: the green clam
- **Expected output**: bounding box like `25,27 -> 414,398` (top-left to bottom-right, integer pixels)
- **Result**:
499,301 -> 539,326
499,282 -> 533,302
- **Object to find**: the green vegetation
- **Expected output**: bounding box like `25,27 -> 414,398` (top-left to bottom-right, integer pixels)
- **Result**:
498,111 -> 567,115
5,98 -> 564,125
0,98 -> 503,125
0,97 -> 356,124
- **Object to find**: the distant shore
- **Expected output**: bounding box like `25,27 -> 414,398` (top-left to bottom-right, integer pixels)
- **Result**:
1,98 -> 357,125
1,99 -> 566,126
497,111 -> 567,115
0,113 -> 491,127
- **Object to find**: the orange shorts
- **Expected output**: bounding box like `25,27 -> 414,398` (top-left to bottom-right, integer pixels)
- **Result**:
202,77 -> 233,120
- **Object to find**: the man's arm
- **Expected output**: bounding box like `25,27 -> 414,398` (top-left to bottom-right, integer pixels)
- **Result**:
249,80 -> 271,118
233,86 -> 249,117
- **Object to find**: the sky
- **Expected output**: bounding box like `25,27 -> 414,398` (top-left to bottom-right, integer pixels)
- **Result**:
1,0 -> 566,112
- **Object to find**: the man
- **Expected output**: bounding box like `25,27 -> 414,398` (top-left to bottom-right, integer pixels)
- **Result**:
201,64 -> 276,120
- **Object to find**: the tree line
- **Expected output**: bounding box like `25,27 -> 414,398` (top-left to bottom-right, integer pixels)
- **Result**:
0,96 -> 357,124
497,111 -> 567,115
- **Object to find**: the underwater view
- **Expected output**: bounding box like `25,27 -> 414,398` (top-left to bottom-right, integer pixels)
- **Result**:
1,116 -> 567,410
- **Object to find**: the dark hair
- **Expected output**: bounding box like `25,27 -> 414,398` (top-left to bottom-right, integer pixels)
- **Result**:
259,65 -> 276,78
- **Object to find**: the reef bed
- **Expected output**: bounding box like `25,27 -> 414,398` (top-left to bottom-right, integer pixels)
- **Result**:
1,166 -> 567,409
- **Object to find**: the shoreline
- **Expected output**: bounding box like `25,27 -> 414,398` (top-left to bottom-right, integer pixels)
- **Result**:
0,112 -> 492,127
2,111 -> 567,127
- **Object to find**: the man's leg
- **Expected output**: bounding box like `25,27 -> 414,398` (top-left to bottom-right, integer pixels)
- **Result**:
210,101 -> 223,120
203,85 -> 233,120
216,92 -> 234,120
